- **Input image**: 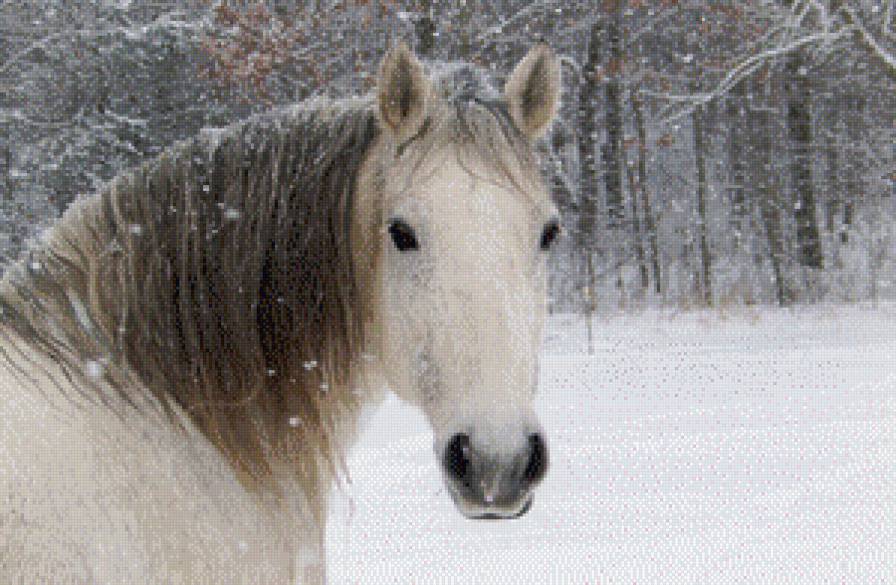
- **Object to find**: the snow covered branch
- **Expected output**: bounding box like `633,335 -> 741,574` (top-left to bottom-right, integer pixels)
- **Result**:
838,5 -> 896,81
0,10 -> 205,78
648,28 -> 850,123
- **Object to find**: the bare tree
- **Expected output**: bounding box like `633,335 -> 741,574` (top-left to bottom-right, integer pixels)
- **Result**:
631,87 -> 662,296
784,50 -> 824,272
749,73 -> 791,306
725,81 -> 748,251
575,19 -> 603,312
841,86 -> 866,244
626,159 -> 650,293
692,95 -> 713,306
3,0 -> 894,307
602,4 -> 626,229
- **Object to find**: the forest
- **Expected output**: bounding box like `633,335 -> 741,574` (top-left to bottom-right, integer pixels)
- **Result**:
2,0 -> 894,311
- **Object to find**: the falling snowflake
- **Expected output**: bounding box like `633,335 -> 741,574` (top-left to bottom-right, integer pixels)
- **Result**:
223,207 -> 242,221
85,359 -> 106,379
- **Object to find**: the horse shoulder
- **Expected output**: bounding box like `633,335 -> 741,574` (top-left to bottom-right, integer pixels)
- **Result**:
0,344 -> 306,584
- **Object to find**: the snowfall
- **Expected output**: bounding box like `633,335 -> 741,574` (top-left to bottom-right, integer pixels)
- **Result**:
327,303 -> 895,584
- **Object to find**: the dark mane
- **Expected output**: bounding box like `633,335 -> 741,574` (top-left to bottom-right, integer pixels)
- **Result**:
0,99 -> 379,486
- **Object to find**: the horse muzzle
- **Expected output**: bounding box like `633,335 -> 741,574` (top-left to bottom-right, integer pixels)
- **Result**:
440,431 -> 548,520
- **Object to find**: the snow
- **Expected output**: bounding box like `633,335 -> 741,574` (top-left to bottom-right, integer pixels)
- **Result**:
222,207 -> 242,221
84,359 -> 106,379
327,304 -> 896,584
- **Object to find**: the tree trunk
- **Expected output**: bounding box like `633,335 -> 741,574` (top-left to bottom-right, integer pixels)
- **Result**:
823,117 -> 844,269
585,252 -> 597,355
626,161 -> 649,292
692,100 -> 713,306
575,20 -> 603,302
456,0 -> 477,60
0,145 -> 13,202
631,87 -> 662,295
603,4 -> 627,300
603,5 -> 625,228
841,200 -> 854,243
750,76 -> 790,306
414,1 -> 436,58
726,81 -> 747,249
824,127 -> 841,236
841,89 -> 865,244
784,52 -> 824,269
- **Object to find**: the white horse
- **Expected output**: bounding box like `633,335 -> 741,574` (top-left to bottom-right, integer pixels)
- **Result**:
0,42 -> 562,584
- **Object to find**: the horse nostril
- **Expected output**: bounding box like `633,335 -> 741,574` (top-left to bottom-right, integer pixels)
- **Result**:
442,433 -> 473,486
523,433 -> 548,486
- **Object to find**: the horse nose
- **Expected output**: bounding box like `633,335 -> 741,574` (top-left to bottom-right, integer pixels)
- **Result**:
441,432 -> 549,511
522,432 -> 549,486
442,433 -> 474,488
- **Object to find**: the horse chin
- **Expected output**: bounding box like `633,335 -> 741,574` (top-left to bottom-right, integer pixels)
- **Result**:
450,492 -> 533,521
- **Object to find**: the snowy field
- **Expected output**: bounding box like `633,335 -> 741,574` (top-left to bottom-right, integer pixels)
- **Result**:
327,304 -> 896,584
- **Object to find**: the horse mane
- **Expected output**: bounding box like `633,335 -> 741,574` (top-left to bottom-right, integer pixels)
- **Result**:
0,98 -> 379,489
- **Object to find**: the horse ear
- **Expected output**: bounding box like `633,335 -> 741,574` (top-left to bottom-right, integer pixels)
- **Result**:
504,44 -> 562,140
377,42 -> 430,142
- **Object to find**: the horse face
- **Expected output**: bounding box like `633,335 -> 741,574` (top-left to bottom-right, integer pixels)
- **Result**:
371,44 -> 562,519
380,149 -> 557,518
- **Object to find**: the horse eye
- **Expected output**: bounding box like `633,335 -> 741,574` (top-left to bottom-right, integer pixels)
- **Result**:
540,220 -> 560,251
388,219 -> 419,252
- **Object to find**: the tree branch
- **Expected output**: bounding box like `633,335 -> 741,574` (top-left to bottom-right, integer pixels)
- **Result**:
647,28 -> 850,123
1,10 -> 203,78
838,6 -> 896,82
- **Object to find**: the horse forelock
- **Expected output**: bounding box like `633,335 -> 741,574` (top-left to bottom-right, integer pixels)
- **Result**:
390,63 -> 546,208
0,98 -> 380,494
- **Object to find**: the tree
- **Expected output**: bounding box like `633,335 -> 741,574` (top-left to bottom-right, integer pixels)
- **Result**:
692,95 -> 713,306
631,87 -> 662,295
784,50 -> 824,272
602,3 -> 626,230
2,0 -> 894,309
574,19 -> 604,313
749,73 -> 791,306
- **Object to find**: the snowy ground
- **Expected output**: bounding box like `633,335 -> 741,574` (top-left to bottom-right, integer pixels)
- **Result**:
327,304 -> 896,584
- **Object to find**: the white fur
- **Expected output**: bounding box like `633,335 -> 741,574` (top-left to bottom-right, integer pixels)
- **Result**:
0,347 -> 298,584
374,144 -> 555,467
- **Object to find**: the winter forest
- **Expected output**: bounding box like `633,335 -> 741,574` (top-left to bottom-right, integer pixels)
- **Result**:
2,1 -> 894,312
2,3 -> 895,583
